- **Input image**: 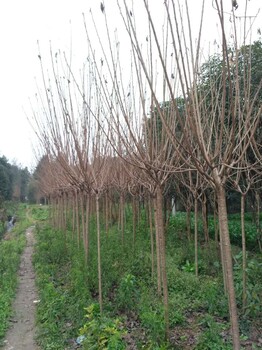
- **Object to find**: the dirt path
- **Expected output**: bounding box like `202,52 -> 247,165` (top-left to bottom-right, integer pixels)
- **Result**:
2,227 -> 39,350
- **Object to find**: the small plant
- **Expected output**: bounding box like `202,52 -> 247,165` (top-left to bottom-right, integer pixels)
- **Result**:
116,273 -> 139,312
79,303 -> 126,350
196,315 -> 231,350
140,307 -> 166,344
233,252 -> 262,317
181,260 -> 195,273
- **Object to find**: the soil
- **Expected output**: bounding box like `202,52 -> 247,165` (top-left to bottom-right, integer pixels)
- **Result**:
2,226 -> 39,350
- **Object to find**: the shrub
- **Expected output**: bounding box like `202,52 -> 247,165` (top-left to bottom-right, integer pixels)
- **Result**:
79,303 -> 126,350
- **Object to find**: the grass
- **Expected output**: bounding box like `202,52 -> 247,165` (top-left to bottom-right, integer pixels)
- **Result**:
8,205 -> 261,349
0,204 -> 27,344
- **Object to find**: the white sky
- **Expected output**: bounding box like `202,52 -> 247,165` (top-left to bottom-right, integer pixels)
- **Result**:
0,0 -> 261,171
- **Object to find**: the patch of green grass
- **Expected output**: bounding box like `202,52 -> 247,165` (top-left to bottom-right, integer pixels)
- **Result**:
34,226 -> 92,349
0,216 -> 26,342
30,205 -> 49,221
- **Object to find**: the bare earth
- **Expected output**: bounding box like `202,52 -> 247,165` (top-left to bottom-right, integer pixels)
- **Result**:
2,227 -> 39,350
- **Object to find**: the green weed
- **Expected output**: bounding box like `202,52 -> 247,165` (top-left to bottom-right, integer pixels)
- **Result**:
79,303 -> 126,350
0,213 -> 26,341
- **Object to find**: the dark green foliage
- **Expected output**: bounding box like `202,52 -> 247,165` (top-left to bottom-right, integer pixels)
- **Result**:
0,156 -> 30,202
0,157 -> 13,200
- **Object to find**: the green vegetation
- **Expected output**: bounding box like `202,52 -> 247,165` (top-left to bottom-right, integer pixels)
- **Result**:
0,156 -> 30,202
0,208 -> 27,343
0,204 -> 261,348
32,205 -> 261,349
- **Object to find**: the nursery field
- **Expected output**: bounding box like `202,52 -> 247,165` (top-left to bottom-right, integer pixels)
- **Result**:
1,204 -> 260,350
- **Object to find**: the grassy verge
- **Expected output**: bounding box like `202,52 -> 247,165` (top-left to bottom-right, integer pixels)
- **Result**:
0,205 -> 28,344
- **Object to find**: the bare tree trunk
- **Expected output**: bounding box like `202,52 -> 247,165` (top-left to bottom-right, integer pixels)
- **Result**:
64,192 -> 68,234
75,191 -> 80,248
255,192 -> 262,252
96,193 -> 103,313
84,193 -> 90,264
80,192 -> 86,250
202,192 -> 209,244
132,196 -> 137,250
154,185 -> 169,339
216,184 -> 240,350
105,191 -> 109,237
119,192 -> 125,244
148,197 -> 155,280
72,193 -> 76,239
241,194 -> 247,311
194,196 -> 198,277
186,207 -> 191,242
153,196 -> 162,296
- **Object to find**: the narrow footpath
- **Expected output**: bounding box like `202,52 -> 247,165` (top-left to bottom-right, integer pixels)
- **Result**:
2,227 -> 39,350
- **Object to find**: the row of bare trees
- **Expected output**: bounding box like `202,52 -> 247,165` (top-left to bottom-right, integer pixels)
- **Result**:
31,1 -> 261,349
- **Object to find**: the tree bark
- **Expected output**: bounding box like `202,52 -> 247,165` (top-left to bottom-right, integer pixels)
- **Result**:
85,194 -> 90,264
194,196 -> 198,277
96,193 -> 103,313
216,184 -> 240,350
154,185 -> 169,339
186,207 -> 191,242
153,196 -> 162,296
202,192 -> 209,244
148,197 -> 155,280
75,191 -> 80,248
241,193 -> 247,311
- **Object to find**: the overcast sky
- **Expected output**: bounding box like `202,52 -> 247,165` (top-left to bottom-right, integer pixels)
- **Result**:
0,0 -> 261,171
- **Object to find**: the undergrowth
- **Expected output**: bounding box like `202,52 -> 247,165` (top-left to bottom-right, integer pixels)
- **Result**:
0,205 -> 27,344
32,207 -> 261,349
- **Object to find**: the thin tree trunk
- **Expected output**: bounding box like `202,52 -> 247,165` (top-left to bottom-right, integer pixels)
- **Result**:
105,191 -> 109,237
72,193 -> 76,239
241,194 -> 247,311
75,191 -> 80,248
186,207 -> 191,242
194,196 -> 198,277
96,193 -> 103,313
153,196 -> 162,295
216,185 -> 240,350
132,196 -> 137,250
80,192 -> 86,250
155,185 -> 169,339
148,197 -> 155,280
255,192 -> 261,252
120,192 -> 125,244
84,193 -> 90,263
64,193 -> 68,234
202,192 -> 209,244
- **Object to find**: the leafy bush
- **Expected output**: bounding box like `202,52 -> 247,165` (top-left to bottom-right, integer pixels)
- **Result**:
233,252 -> 262,317
79,303 -> 126,350
116,273 -> 140,312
